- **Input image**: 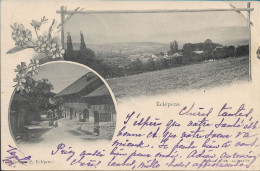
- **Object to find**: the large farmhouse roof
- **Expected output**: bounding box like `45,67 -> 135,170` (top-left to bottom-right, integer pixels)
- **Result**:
56,72 -> 98,97
83,84 -> 110,98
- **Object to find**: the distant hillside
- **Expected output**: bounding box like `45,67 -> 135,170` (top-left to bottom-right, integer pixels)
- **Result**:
67,26 -> 249,57
71,42 -> 169,56
172,26 -> 249,47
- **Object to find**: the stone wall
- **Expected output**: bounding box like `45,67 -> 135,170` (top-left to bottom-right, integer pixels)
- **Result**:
78,122 -> 95,133
78,122 -> 115,139
99,125 -> 115,139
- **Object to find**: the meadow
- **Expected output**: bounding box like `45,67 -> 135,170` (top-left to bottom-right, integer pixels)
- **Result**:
107,56 -> 249,100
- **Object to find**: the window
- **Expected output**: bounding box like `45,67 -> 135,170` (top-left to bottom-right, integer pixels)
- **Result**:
100,113 -> 111,122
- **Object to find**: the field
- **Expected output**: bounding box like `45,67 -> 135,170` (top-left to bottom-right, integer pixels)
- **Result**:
106,56 -> 249,100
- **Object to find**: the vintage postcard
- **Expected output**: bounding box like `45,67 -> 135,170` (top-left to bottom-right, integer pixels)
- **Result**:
1,0 -> 260,170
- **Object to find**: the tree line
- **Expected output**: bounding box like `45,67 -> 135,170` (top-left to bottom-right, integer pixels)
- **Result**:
64,33 -> 249,79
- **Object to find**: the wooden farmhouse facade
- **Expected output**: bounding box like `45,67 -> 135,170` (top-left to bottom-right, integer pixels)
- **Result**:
55,72 -> 116,139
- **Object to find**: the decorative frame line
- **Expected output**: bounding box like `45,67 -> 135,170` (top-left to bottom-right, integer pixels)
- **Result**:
56,3 -> 254,81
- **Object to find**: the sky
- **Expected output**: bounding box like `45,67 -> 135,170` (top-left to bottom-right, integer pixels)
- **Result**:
33,62 -> 90,93
64,11 -> 248,44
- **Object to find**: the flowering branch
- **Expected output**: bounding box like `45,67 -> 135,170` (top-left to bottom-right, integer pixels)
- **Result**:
7,17 -> 65,59
48,19 -> 55,40
13,59 -> 40,91
31,16 -> 48,32
34,27 -> 40,40
257,47 -> 260,59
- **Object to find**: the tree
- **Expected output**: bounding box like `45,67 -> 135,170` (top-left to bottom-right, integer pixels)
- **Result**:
203,39 -> 215,59
170,42 -> 174,54
235,45 -> 249,57
80,31 -> 87,51
160,58 -> 169,69
132,58 -> 143,74
73,31 -> 96,65
204,39 -> 213,44
67,32 -> 73,54
169,40 -> 178,55
75,48 -> 95,66
145,58 -> 156,71
226,46 -> 235,58
20,77 -> 55,120
204,39 -> 214,51
64,32 -> 74,61
173,40 -> 178,53
182,43 -> 193,56
154,59 -> 163,70
159,52 -> 164,56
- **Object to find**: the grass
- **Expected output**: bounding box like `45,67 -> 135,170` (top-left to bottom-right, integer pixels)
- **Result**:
106,56 -> 249,99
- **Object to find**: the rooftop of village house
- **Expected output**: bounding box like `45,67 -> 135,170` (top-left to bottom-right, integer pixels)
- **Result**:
55,72 -> 99,97
83,84 -> 110,98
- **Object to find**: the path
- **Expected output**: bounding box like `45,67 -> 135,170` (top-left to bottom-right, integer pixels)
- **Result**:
17,118 -> 109,147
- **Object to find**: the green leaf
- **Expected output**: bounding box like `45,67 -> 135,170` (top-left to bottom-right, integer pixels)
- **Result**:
7,45 -> 35,54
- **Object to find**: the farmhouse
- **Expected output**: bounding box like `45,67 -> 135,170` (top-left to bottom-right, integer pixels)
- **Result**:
55,72 -> 116,138
164,51 -> 169,57
172,52 -> 183,57
194,50 -> 204,54
214,46 -> 223,52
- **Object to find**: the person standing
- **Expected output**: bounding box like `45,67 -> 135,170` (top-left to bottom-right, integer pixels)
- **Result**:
48,110 -> 54,127
54,117 -> 58,128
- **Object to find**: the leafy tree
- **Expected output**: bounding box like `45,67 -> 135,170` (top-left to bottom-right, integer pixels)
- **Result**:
159,52 -> 164,56
160,58 -> 169,69
86,59 -> 113,78
204,39 -> 213,44
226,46 -> 235,57
20,77 -> 55,120
235,45 -> 249,57
204,39 -> 215,51
154,59 -> 163,70
77,49 -> 95,65
182,43 -> 193,56
145,58 -> 156,71
132,58 -> 143,74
